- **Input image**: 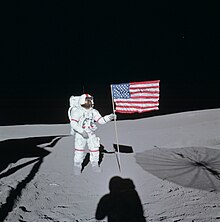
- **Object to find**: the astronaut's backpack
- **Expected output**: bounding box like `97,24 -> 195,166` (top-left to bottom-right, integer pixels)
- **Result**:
68,96 -> 81,121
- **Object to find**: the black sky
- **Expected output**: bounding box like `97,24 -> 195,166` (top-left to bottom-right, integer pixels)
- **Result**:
1,1 -> 220,125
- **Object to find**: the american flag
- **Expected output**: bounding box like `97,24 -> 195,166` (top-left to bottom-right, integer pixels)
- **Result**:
111,80 -> 160,114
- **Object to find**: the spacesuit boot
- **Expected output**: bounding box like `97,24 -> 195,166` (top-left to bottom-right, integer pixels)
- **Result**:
92,164 -> 101,173
74,162 -> 82,176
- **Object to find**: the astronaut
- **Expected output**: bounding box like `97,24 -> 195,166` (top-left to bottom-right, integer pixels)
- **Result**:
70,93 -> 116,175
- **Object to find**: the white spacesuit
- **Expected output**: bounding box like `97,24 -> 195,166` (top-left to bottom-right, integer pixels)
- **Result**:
70,94 -> 116,175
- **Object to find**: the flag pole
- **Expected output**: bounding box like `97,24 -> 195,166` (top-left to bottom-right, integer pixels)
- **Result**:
110,84 -> 122,172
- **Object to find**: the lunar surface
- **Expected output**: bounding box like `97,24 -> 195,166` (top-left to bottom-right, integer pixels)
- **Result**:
0,108 -> 220,221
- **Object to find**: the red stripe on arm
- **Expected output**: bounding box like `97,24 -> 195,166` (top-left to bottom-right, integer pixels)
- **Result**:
96,117 -> 102,123
71,119 -> 79,122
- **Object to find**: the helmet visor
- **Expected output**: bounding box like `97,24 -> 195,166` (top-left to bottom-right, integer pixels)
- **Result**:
82,96 -> 94,109
85,96 -> 93,101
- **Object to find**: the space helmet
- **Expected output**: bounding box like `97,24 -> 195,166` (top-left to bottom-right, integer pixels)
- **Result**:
79,93 -> 94,109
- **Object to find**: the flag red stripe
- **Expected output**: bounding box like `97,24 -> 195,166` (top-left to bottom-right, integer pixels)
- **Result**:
114,98 -> 159,102
115,105 -> 159,109
115,101 -> 159,104
115,107 -> 159,113
130,85 -> 160,90
130,80 -> 160,85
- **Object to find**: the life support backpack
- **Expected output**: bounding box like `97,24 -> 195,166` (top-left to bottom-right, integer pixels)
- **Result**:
68,96 -> 81,121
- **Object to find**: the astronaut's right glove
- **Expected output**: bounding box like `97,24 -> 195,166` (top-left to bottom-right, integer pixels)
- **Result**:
105,113 -> 117,122
81,130 -> 89,139
110,113 -> 117,120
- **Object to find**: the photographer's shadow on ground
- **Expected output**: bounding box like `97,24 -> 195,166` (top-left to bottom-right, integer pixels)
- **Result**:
95,176 -> 146,222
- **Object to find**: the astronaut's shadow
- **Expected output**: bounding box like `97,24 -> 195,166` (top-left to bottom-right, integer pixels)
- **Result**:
81,144 -> 133,172
81,144 -> 112,172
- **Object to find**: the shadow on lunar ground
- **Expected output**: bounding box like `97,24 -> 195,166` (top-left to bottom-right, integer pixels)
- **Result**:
0,136 -> 63,174
113,144 -> 133,153
135,146 -> 220,192
95,176 -> 146,222
0,135 -> 64,221
81,144 -> 111,172
81,144 -> 133,173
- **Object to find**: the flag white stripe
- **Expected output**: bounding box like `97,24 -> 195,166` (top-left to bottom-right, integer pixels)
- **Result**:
131,93 -> 159,97
114,98 -> 159,102
130,83 -> 159,88
116,107 -> 159,113
115,102 -> 159,108
130,88 -> 160,93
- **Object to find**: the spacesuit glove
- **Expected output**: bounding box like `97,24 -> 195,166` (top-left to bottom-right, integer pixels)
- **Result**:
108,113 -> 117,121
81,130 -> 89,139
